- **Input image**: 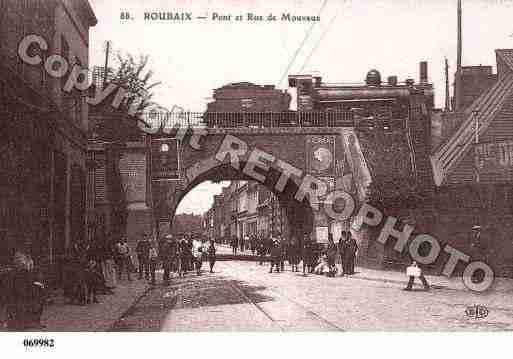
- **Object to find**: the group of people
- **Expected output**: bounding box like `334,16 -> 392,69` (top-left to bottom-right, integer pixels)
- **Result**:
157,234 -> 217,284
1,242 -> 46,330
264,231 -> 358,277
230,234 -> 260,255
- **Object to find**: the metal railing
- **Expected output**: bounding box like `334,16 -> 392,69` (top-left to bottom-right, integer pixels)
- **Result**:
140,111 -> 409,130
142,111 -> 354,128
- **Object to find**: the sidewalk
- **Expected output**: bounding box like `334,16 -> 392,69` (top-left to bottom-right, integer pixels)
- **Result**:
40,278 -> 150,331
217,244 -> 513,293
349,266 -> 513,293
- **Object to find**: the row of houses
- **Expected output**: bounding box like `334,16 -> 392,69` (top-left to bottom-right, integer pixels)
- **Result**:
202,181 -> 289,243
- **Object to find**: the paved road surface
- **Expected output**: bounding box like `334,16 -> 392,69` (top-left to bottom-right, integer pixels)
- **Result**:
112,261 -> 513,331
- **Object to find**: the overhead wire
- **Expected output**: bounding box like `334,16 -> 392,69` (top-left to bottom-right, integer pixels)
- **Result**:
277,0 -> 329,87
299,4 -> 343,73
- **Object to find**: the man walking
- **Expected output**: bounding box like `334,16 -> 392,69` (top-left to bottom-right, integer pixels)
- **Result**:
160,235 -> 173,283
240,235 -> 246,253
346,232 -> 358,275
192,236 -> 204,275
115,238 -> 131,281
135,233 -> 151,280
148,242 -> 158,285
231,235 -> 238,255
269,239 -> 282,273
207,239 -> 216,273
302,233 -> 314,274
404,261 -> 430,291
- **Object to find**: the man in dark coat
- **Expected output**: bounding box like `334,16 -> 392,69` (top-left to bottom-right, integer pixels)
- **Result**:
326,234 -> 338,277
302,233 -> 314,274
135,233 -> 151,280
338,232 -> 348,275
207,239 -> 216,273
345,232 -> 358,275
231,235 -> 238,255
269,238 -> 282,273
160,235 -> 174,283
288,235 -> 300,272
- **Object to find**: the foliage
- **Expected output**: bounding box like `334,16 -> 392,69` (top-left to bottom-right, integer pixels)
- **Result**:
110,53 -> 162,117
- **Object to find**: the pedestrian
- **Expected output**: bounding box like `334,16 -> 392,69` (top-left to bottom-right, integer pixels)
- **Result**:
135,233 -> 151,280
346,232 -> 358,275
326,234 -> 338,277
231,235 -> 238,255
6,241 -> 46,330
160,235 -> 173,283
240,235 -> 246,253
469,225 -> 488,261
84,260 -> 103,304
302,233 -> 314,274
257,235 -> 266,265
276,233 -> 285,272
288,235 -> 300,272
250,235 -> 257,255
115,238 -> 131,281
192,237 -> 204,275
269,239 -> 282,273
187,236 -> 194,271
207,239 -> 216,273
314,251 -> 330,275
338,232 -> 347,275
148,242 -> 158,285
403,261 -> 430,291
101,237 -> 117,289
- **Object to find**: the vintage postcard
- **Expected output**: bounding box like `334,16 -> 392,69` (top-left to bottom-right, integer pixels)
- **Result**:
1,0 -> 513,354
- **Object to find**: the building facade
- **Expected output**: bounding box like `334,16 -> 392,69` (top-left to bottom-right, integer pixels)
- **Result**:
431,49 -> 513,276
203,181 -> 289,243
0,1 -> 97,279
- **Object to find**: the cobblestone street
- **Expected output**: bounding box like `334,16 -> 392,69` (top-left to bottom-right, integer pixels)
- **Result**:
111,261 -> 513,331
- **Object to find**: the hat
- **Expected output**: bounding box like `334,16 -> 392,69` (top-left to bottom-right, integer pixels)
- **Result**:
472,225 -> 481,230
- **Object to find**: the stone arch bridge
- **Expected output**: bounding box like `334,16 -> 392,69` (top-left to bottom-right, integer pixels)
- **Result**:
148,111 -> 433,245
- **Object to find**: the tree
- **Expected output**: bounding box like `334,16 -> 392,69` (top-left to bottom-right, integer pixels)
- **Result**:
95,53 -> 162,142
110,53 -> 162,118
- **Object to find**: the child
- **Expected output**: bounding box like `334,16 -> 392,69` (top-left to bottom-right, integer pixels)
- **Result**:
148,244 -> 158,285
314,253 -> 329,275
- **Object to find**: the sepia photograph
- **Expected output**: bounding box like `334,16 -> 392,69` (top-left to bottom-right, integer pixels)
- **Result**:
1,0 -> 513,356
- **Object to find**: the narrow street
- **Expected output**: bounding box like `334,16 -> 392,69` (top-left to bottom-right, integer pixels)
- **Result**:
112,261 -> 513,331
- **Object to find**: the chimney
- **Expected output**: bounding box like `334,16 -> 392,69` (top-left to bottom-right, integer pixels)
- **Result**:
419,61 -> 428,84
387,76 -> 398,86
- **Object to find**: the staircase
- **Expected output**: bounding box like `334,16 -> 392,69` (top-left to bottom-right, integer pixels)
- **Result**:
431,73 -> 513,185
408,115 -> 433,189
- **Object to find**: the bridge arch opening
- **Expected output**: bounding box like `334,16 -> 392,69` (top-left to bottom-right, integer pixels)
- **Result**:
168,161 -> 315,242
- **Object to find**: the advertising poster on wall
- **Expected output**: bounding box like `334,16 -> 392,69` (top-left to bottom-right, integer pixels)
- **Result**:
151,138 -> 180,180
306,135 -> 336,176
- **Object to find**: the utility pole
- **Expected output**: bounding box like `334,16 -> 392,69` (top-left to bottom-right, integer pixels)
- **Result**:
103,40 -> 112,89
445,58 -> 451,112
455,0 -> 463,111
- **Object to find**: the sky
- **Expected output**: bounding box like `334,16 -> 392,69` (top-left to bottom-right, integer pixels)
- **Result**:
87,0 -> 513,214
